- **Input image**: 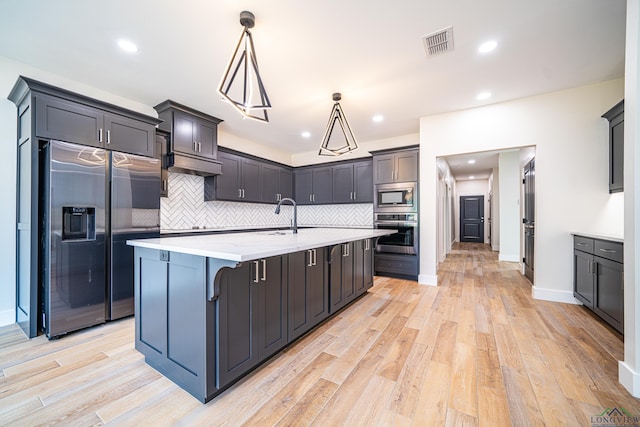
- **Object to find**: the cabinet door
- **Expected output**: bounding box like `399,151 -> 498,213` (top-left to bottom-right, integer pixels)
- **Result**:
196,119 -> 218,160
373,154 -> 395,184
216,151 -> 243,200
332,164 -> 354,203
257,256 -> 288,359
574,250 -> 594,308
261,163 -> 280,203
355,239 -> 373,296
395,151 -> 419,182
241,158 -> 262,202
329,245 -> 344,313
594,257 -> 624,333
295,170 -> 313,205
35,94 -> 102,147
104,113 -> 155,157
354,161 -> 373,202
363,239 -> 374,291
217,263 -> 258,388
288,249 -> 328,342
279,168 -> 294,200
172,110 -> 198,155
609,114 -> 624,193
312,167 -> 333,204
342,242 -> 356,303
155,133 -> 169,197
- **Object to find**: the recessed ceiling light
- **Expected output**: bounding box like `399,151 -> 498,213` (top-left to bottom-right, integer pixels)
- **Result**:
478,40 -> 497,53
469,176 -> 475,180
372,115 -> 384,123
117,39 -> 138,53
301,131 -> 311,138
476,92 -> 491,101
467,159 -> 476,164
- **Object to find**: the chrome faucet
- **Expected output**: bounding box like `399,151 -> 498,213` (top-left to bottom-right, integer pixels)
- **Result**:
274,197 -> 297,234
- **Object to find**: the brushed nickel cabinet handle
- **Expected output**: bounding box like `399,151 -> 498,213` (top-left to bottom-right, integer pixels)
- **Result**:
98,128 -> 103,143
253,261 -> 259,283
308,250 -> 313,267
599,248 -> 616,253
261,259 -> 267,281
106,130 -> 111,144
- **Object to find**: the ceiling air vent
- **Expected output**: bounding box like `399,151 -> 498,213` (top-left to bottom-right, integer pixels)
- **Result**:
422,26 -> 454,57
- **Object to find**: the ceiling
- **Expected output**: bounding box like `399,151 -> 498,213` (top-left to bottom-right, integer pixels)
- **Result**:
0,0 -> 626,158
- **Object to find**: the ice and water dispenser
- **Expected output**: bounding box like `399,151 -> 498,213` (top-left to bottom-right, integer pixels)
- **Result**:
62,207 -> 96,241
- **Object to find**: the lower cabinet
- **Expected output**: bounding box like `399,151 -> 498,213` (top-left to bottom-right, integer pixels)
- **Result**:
288,248 -> 328,341
217,255 -> 288,388
329,239 -> 374,313
573,235 -> 623,334
355,239 -> 374,297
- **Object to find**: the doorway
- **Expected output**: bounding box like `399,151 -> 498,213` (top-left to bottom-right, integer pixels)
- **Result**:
460,195 -> 484,243
523,158 -> 535,282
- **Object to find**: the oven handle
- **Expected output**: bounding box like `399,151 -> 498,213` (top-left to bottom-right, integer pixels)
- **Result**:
374,222 -> 418,227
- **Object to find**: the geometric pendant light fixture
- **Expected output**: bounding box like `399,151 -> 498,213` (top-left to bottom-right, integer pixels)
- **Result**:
218,11 -> 271,122
318,93 -> 359,156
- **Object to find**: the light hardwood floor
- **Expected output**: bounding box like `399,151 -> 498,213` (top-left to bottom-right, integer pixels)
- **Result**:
1,243 -> 639,426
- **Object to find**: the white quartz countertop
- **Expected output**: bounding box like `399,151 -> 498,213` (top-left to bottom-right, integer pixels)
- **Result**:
128,228 -> 394,261
572,232 -> 623,243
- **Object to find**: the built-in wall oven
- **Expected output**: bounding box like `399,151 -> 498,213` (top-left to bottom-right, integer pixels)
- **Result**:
374,213 -> 418,255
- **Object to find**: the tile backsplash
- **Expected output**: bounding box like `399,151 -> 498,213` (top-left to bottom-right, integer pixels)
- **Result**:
161,172 -> 373,230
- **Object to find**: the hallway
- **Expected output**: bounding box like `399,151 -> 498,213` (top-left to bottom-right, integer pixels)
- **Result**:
0,243 -> 638,425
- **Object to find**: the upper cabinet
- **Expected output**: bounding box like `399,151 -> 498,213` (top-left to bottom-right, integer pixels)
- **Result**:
332,160 -> 373,203
25,81 -> 159,158
154,100 -> 223,176
204,148 -> 293,204
602,100 -> 624,193
372,146 -> 419,184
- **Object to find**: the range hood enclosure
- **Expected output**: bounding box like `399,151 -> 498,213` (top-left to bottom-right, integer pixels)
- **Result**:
154,100 -> 223,176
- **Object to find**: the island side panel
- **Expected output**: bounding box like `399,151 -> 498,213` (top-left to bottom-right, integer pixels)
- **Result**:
134,247 -> 213,402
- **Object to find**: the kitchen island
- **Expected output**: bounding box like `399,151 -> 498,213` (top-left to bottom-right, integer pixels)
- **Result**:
127,227 -> 393,402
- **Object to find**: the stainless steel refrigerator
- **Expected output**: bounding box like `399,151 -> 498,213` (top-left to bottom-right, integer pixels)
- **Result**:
41,140 -> 160,338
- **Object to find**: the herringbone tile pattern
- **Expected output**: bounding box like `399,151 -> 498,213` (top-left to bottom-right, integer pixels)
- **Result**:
161,172 -> 373,230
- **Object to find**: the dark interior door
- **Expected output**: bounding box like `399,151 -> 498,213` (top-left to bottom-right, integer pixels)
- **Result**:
523,158 -> 535,282
460,195 -> 484,243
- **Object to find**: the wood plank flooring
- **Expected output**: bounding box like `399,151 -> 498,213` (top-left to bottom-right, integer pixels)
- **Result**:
1,242 -> 639,426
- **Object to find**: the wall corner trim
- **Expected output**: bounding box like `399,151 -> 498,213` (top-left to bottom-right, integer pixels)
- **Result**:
619,361 -> 640,398
418,274 -> 438,286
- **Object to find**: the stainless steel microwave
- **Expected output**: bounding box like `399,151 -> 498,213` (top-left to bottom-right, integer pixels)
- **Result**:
374,182 -> 417,212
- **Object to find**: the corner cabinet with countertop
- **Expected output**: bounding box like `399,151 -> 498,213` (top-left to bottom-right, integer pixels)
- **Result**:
573,233 -> 623,334
128,228 -> 388,402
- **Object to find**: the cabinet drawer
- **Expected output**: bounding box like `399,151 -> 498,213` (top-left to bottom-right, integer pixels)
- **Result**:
374,254 -> 418,275
574,236 -> 594,253
594,240 -> 623,263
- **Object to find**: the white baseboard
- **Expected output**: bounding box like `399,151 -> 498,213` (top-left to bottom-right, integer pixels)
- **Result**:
498,253 -> 519,262
531,286 -> 582,304
619,361 -> 640,398
492,244 -> 499,252
0,308 -> 15,327
418,274 -> 438,286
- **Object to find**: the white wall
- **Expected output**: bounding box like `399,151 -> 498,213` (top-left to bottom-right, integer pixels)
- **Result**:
419,79 -> 625,300
454,179 -> 490,244
620,0 -> 640,399
498,151 -> 520,262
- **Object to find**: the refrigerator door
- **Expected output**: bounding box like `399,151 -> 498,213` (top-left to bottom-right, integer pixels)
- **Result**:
109,151 -> 160,320
45,140 -> 106,338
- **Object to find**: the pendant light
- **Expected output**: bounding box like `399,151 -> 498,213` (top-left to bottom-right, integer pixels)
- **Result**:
318,93 -> 359,156
218,11 -> 271,122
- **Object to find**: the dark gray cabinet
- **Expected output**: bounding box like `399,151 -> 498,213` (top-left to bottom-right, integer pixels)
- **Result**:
329,242 -> 356,313
217,255 -> 287,388
35,92 -> 156,157
261,163 -> 293,203
155,130 -> 169,197
207,149 -> 293,203
332,161 -> 373,203
295,167 -> 333,205
602,100 -> 624,193
214,151 -> 261,202
288,248 -> 328,341
155,101 -> 221,160
354,239 -> 374,296
573,235 -> 623,334
372,147 -> 419,184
